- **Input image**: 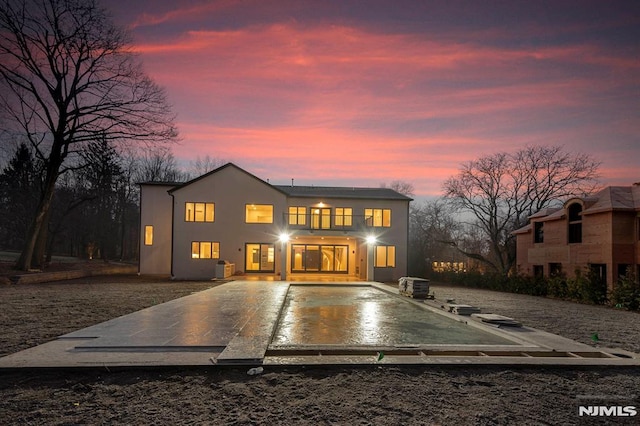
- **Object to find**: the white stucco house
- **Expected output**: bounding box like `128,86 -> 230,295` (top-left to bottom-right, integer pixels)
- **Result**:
139,163 -> 412,281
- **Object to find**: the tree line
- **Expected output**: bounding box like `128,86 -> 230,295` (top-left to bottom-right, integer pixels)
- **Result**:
0,140 -> 223,266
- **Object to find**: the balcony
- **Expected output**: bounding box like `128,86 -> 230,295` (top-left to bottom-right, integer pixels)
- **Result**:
282,213 -> 390,232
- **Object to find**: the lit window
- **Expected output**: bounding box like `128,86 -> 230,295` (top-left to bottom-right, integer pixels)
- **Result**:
144,225 -> 153,246
375,245 -> 395,267
185,202 -> 214,222
246,204 -> 273,223
288,206 -> 307,225
191,241 -> 220,259
365,208 -> 391,227
335,207 -> 352,227
311,208 -> 331,229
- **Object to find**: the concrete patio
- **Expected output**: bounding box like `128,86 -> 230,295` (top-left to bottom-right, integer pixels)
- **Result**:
0,280 -> 638,369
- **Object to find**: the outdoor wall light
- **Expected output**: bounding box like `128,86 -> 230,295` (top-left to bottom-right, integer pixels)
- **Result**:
366,235 -> 377,245
278,233 -> 290,243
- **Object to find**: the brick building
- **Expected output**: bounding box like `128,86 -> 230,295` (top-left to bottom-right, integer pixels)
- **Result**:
513,184 -> 640,290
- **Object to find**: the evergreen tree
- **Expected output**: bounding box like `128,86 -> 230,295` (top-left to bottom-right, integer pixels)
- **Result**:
0,143 -> 41,251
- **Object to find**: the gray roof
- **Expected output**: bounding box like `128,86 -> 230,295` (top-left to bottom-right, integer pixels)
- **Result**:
274,185 -> 413,201
139,162 -> 413,201
513,184 -> 640,235
582,185 -> 640,214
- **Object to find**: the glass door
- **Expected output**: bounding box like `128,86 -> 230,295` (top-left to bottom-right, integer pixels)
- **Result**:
311,208 -> 331,229
245,243 -> 275,272
291,244 -> 349,273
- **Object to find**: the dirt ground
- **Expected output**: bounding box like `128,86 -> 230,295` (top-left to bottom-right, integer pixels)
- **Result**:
1,274 -> 639,425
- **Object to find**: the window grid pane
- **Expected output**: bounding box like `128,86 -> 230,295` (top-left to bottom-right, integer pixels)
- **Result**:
185,202 -> 214,222
191,241 -> 220,259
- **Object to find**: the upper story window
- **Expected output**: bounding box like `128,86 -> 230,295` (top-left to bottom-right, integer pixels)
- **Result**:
288,206 -> 307,225
568,203 -> 582,243
534,222 -> 544,243
365,208 -> 391,227
185,202 -> 214,222
311,208 -> 331,229
334,207 -> 353,227
246,204 -> 273,223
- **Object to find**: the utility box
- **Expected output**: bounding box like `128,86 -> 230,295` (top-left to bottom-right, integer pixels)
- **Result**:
398,276 -> 431,299
215,260 -> 235,279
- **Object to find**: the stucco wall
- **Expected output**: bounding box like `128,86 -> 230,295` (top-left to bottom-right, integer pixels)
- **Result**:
283,196 -> 409,281
139,184 -> 174,275
170,165 -> 287,280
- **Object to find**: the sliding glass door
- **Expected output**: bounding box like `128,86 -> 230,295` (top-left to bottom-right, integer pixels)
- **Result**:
291,244 -> 348,273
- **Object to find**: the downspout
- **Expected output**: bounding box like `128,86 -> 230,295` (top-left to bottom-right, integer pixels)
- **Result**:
170,191 -> 175,280
406,199 -> 411,278
137,184 -> 142,275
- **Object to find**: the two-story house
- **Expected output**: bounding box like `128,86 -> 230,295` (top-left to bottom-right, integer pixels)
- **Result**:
139,163 -> 411,281
513,184 -> 640,290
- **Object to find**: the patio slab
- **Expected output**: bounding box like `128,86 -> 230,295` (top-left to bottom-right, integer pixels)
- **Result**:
0,280 -> 638,369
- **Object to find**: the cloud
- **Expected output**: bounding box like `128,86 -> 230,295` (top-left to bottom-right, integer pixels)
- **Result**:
127,18 -> 638,195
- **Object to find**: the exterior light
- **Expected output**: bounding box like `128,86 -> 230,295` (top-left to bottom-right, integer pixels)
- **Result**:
279,233 -> 290,243
366,235 -> 377,245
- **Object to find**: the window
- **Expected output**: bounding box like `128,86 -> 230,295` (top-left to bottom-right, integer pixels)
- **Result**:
534,222 -> 544,243
245,243 -> 275,272
311,208 -> 331,229
533,265 -> 544,278
334,207 -> 352,227
568,203 -> 582,243
245,204 -> 273,223
375,245 -> 395,268
549,263 -> 562,277
617,264 -> 631,281
144,225 -> 153,246
191,241 -> 220,259
288,206 -> 307,225
185,202 -> 214,222
365,208 -> 391,227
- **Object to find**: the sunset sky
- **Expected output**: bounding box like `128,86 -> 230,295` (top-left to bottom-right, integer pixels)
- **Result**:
108,0 -> 639,197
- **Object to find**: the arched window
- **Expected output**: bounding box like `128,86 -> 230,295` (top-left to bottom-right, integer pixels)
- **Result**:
568,203 -> 582,243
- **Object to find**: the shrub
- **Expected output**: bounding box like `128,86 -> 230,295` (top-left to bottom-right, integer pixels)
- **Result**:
581,268 -> 608,305
547,274 -> 568,298
610,268 -> 640,311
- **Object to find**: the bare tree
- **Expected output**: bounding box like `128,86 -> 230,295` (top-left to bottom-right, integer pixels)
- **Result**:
443,145 -> 600,275
0,0 -> 177,270
381,180 -> 415,197
408,198 -> 461,275
188,154 -> 226,179
134,146 -> 187,183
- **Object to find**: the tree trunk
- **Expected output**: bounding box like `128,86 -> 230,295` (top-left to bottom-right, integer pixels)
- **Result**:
32,206 -> 52,269
15,175 -> 57,271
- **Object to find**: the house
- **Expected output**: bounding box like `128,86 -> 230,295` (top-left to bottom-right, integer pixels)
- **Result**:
139,163 -> 412,281
513,184 -> 640,290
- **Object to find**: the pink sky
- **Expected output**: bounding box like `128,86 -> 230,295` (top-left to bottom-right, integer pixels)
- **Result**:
110,0 -> 639,196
